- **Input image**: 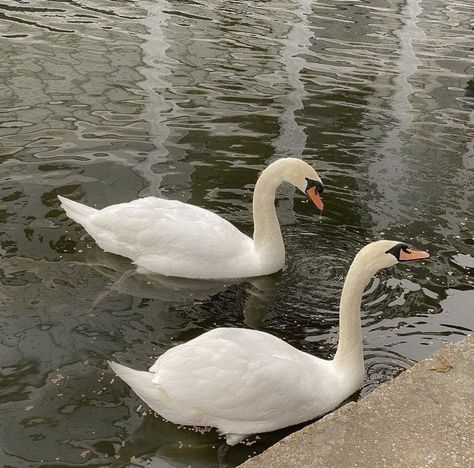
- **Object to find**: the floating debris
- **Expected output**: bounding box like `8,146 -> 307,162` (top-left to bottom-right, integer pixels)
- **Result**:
51,373 -> 64,385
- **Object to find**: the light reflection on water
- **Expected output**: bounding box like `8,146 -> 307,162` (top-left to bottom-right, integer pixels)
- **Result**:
0,0 -> 473,466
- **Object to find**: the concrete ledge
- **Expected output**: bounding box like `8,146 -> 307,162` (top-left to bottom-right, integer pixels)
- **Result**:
240,334 -> 474,468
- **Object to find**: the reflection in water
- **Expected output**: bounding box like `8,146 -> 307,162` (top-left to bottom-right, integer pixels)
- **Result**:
0,0 -> 473,466
272,0 -> 313,159
83,249 -> 280,329
137,0 -> 173,191
392,0 -> 424,131
84,251 -> 230,304
368,0 -> 425,229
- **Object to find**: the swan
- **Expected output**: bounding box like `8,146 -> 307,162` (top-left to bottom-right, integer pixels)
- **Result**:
108,240 -> 429,451
58,158 -> 324,279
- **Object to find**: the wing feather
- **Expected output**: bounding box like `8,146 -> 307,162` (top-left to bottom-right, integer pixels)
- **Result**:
85,197 -> 253,272
150,329 -> 324,425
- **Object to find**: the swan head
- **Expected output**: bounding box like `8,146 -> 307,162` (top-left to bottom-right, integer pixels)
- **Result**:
356,240 -> 430,275
272,158 -> 324,210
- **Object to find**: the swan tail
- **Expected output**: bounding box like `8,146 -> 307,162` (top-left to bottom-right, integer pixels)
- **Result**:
108,361 -> 159,411
58,195 -> 98,226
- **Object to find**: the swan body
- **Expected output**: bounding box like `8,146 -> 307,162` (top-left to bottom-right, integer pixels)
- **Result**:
109,329 -> 345,444
58,158 -> 323,279
109,240 -> 429,445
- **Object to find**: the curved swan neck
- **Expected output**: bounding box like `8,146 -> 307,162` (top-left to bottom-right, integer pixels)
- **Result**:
333,255 -> 373,367
252,164 -> 284,252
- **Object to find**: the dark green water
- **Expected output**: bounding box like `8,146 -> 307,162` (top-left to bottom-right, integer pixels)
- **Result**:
0,0 -> 473,466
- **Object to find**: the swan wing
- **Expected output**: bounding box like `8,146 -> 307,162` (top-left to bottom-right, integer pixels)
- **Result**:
150,329 -> 328,430
83,197 -> 252,275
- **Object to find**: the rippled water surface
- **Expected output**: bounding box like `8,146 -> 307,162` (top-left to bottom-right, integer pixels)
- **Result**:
1,0 -> 473,466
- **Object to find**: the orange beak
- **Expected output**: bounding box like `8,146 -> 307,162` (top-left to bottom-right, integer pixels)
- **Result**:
399,249 -> 430,261
306,186 -> 324,211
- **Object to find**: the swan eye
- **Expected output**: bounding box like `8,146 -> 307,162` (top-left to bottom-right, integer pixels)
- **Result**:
305,178 -> 324,194
385,243 -> 409,260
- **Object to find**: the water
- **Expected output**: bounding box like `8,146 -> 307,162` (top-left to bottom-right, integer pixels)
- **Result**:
0,0 -> 473,466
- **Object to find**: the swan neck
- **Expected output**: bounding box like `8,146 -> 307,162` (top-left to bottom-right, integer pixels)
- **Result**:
334,258 -> 372,367
252,166 -> 283,252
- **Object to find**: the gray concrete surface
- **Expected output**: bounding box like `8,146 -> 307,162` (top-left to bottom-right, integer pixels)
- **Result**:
240,334 -> 473,468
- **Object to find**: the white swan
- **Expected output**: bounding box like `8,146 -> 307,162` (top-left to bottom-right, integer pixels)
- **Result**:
58,158 -> 323,279
108,240 -> 429,448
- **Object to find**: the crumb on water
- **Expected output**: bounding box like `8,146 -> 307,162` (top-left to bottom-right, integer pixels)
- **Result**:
51,373 -> 64,385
